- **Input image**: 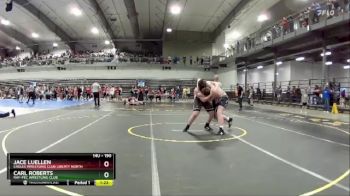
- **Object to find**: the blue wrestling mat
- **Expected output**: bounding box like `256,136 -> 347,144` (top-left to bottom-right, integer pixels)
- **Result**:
0,99 -> 92,110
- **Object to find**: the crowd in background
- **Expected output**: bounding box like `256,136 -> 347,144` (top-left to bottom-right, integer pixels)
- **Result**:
0,83 -> 194,104
237,82 -> 349,111
226,0 -> 350,56
0,48 -> 213,69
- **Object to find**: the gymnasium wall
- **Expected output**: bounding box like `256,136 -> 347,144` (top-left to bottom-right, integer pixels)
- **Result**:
216,63 -> 237,90
0,63 -> 214,81
163,31 -> 213,58
237,61 -> 349,85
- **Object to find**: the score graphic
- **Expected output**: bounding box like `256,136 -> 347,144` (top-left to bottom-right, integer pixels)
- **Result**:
7,153 -> 115,186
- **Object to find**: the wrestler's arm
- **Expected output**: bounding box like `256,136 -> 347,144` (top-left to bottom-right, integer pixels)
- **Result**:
197,88 -> 214,103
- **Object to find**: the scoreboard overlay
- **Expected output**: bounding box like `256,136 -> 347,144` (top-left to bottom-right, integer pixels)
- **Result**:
7,153 -> 115,186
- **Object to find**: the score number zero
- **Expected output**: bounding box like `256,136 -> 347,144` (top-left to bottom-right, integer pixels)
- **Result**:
103,160 -> 110,178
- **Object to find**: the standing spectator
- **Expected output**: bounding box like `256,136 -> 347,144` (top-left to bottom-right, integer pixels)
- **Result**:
339,89 -> 346,108
281,17 -> 289,35
247,85 -> 254,106
314,85 -> 321,104
346,0 -> 350,12
287,15 -> 294,32
189,56 -> 193,65
298,12 -> 304,29
92,81 -> 101,107
176,86 -> 180,101
276,86 -> 282,103
144,86 -> 149,101
236,83 -> 243,111
327,0 -> 334,19
301,87 -> 309,113
322,86 -> 331,112
182,56 -> 186,65
256,87 -> 262,101
86,86 -> 92,100
77,86 -> 82,101
311,2 -> 321,24
167,56 -> 172,64
26,85 -> 36,105
286,86 -> 291,103
109,86 -> 115,101
182,87 -> 187,99
333,0 -> 340,16
303,8 -> 310,27
236,41 -> 240,53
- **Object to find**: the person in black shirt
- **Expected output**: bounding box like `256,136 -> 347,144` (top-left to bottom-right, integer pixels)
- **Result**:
0,109 -> 15,118
236,84 -> 243,111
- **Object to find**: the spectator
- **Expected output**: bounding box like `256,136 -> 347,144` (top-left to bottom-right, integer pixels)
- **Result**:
301,87 -> 309,113
314,85 -> 321,104
236,84 -> 243,111
276,86 -> 282,103
92,81 -> 101,107
327,0 -> 335,18
287,15 -> 294,32
281,17 -> 289,35
298,12 -> 305,29
339,89 -> 346,108
256,87 -> 262,101
303,8 -> 310,27
311,2 -> 321,24
247,85 -> 254,106
322,86 -> 331,112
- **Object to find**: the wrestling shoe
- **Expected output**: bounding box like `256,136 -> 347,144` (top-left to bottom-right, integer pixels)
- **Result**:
228,117 -> 233,128
204,124 -> 213,132
217,128 -> 225,135
183,125 -> 190,132
11,109 -> 16,118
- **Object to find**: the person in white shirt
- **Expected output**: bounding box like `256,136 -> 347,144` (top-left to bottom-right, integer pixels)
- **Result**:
92,82 -> 101,107
109,86 -> 115,101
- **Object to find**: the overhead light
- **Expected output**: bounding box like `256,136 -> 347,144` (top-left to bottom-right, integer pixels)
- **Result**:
276,61 -> 283,66
276,72 -> 279,75
257,14 -> 268,22
104,40 -> 110,45
243,69 -> 247,72
166,28 -> 172,33
296,57 -> 305,61
70,7 -> 82,16
320,51 -> 332,56
325,61 -> 332,65
91,27 -> 99,34
170,4 -> 181,15
343,65 -> 350,69
223,43 -> 229,49
31,32 -> 39,38
257,65 -> 263,69
53,42 -> 58,47
347,59 -> 350,63
1,19 -> 10,26
15,46 -> 21,51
